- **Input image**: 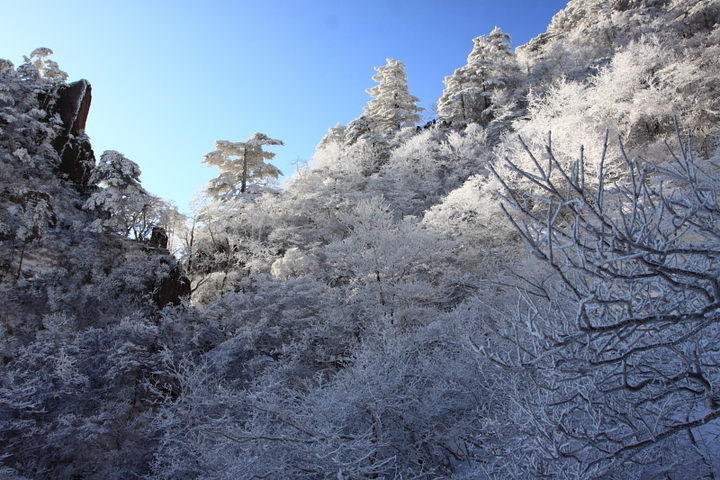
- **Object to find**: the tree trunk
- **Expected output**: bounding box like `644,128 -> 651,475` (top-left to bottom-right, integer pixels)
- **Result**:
241,145 -> 248,194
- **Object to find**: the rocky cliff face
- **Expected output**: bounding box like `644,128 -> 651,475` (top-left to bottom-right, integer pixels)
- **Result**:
0,68 -> 190,336
0,60 -> 197,478
51,79 -> 96,186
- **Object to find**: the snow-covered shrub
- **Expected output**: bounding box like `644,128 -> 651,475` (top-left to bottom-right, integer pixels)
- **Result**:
1,312 -> 173,479
323,197 -> 457,323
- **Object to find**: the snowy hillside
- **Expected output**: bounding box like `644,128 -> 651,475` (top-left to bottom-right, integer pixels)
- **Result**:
2,1 -> 720,478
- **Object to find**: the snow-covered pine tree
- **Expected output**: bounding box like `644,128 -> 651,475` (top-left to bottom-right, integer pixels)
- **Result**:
362,58 -> 423,134
202,132 -> 283,198
321,60 -> 424,175
20,48 -> 68,82
316,122 -> 347,151
438,27 -> 518,123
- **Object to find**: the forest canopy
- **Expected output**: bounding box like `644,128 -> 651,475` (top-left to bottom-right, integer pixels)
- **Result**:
2,1 -> 720,479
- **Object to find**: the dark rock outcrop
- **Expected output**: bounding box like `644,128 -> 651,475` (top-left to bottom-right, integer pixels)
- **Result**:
154,265 -> 191,308
51,79 -> 95,186
149,226 -> 169,249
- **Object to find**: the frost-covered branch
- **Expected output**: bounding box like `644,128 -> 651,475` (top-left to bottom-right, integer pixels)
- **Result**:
492,125 -> 720,473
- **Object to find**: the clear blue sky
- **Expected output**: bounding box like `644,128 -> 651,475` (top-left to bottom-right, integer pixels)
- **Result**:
1,0 -> 569,212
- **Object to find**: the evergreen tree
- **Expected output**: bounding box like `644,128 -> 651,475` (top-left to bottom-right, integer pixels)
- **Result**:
316,122 -> 347,151
438,27 -> 518,123
202,132 -> 283,198
344,115 -> 380,145
20,47 -> 68,82
362,58 -> 423,134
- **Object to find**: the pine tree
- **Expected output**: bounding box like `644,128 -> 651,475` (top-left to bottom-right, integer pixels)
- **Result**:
202,132 -> 284,198
438,27 -> 518,123
316,122 -> 347,151
362,59 -> 423,134
20,48 -> 68,82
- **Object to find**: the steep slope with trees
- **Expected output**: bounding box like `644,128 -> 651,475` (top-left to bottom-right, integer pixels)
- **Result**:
3,1 -> 720,478
0,50 -> 191,480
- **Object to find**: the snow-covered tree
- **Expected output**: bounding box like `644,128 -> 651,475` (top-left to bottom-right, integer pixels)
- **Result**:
323,197 -> 456,320
0,50 -> 71,278
202,132 -> 284,198
362,58 -> 423,135
19,48 -> 68,82
84,150 -> 157,240
344,115 -> 380,145
315,122 -> 347,152
0,53 -> 63,176
438,27 -> 519,123
486,127 -> 720,476
312,60 -> 423,176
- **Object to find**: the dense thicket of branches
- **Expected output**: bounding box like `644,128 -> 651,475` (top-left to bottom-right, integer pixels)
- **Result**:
2,1 -> 720,478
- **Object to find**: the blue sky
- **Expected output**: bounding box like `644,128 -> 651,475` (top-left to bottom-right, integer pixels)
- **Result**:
1,0 -> 569,212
